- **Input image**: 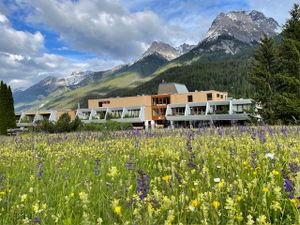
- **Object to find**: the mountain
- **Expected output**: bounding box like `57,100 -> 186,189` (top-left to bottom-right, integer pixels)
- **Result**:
176,43 -> 196,54
205,10 -> 279,43
141,41 -> 180,61
13,71 -> 94,109
14,10 -> 280,111
62,71 -> 94,86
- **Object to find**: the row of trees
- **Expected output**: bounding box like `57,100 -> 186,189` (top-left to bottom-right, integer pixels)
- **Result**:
0,81 -> 16,134
250,4 -> 300,124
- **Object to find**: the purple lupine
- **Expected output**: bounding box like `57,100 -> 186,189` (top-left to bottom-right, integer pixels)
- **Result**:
289,162 -> 300,174
136,169 -> 150,201
0,173 -> 4,185
37,161 -> 43,179
284,177 -> 294,192
32,217 -> 41,223
258,131 -> 266,143
94,159 -> 100,176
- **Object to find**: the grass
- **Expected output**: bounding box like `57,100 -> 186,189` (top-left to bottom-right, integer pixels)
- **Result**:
0,126 -> 299,224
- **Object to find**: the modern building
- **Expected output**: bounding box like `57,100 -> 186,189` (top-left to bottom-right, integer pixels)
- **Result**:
85,83 -> 254,128
16,83 -> 255,129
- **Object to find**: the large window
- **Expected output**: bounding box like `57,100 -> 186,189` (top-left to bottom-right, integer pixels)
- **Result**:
190,106 -> 206,115
107,110 -> 122,119
125,109 -> 140,118
170,107 -> 185,116
233,104 -> 251,114
152,108 -> 166,116
208,105 -> 229,114
207,93 -> 212,101
152,97 -> 170,106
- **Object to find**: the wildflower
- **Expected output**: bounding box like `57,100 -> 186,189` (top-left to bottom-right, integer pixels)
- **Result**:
21,194 -> 28,202
284,177 -> 293,192
213,178 -> 220,183
256,215 -> 267,224
114,206 -> 121,215
29,187 -> 33,193
22,217 -> 31,224
213,200 -> 220,209
94,159 -> 100,175
236,195 -> 242,202
263,187 -> 269,193
32,217 -> 41,223
290,198 -> 297,205
37,161 -> 43,179
136,169 -> 150,200
191,199 -> 199,207
162,175 -> 170,182
265,153 -> 275,160
107,166 -> 119,178
271,170 -> 279,176
79,192 -> 89,204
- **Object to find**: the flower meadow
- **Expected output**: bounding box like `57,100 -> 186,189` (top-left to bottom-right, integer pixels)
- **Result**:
0,127 -> 300,225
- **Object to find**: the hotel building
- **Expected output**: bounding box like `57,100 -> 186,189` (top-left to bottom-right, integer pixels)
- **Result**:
16,83 -> 255,129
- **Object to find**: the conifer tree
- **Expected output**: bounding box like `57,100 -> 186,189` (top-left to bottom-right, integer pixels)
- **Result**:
250,36 -> 279,124
276,4 -> 300,123
0,81 -> 6,134
0,81 -> 16,134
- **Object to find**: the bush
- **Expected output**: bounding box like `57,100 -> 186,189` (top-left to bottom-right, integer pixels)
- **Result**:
35,119 -> 55,133
82,121 -> 133,132
55,113 -> 72,133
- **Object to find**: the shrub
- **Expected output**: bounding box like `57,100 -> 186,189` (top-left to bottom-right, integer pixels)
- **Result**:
82,121 -> 133,132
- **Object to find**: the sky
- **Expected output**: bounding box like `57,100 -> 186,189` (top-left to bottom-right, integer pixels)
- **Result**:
0,0 -> 297,90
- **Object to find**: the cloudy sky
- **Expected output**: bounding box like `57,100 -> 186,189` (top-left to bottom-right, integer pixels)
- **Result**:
0,0 -> 297,89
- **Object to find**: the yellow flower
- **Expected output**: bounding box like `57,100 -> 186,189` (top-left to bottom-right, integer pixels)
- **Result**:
271,170 -> 280,176
263,187 -> 269,193
213,200 -> 220,209
21,194 -> 28,202
290,198 -> 297,205
114,206 -> 121,215
162,175 -> 170,182
108,166 -> 119,178
191,199 -> 199,207
236,195 -> 242,202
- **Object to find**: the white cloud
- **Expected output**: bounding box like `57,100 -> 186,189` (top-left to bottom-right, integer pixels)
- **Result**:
0,13 -> 44,55
248,0 -> 297,26
0,10 -> 124,90
22,0 -> 186,59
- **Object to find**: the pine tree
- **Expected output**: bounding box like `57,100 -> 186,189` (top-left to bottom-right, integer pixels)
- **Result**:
276,4 -> 300,123
7,86 -> 16,128
0,81 -> 16,135
0,81 -> 7,134
250,36 -> 279,124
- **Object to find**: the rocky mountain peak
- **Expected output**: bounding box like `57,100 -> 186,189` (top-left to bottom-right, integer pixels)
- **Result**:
142,41 -> 180,61
205,10 -> 279,43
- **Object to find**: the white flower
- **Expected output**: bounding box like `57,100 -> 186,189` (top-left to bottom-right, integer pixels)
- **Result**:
214,178 -> 220,183
265,153 -> 275,160
188,205 -> 195,212
216,165 -> 221,169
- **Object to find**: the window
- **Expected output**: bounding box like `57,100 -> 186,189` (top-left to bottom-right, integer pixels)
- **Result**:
217,94 -> 220,97
188,95 -> 193,102
207,93 -> 212,101
98,101 -> 110,107
221,95 -> 223,99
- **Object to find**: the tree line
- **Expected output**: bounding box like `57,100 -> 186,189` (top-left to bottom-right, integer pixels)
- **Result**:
0,81 -> 16,134
250,4 -> 300,124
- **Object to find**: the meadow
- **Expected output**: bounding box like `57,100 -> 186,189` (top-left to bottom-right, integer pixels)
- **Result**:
0,126 -> 299,224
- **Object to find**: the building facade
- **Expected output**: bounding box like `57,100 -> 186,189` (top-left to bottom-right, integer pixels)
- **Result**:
16,83 -> 255,129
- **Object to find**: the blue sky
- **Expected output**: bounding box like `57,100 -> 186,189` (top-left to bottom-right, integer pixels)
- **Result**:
0,0 -> 297,89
